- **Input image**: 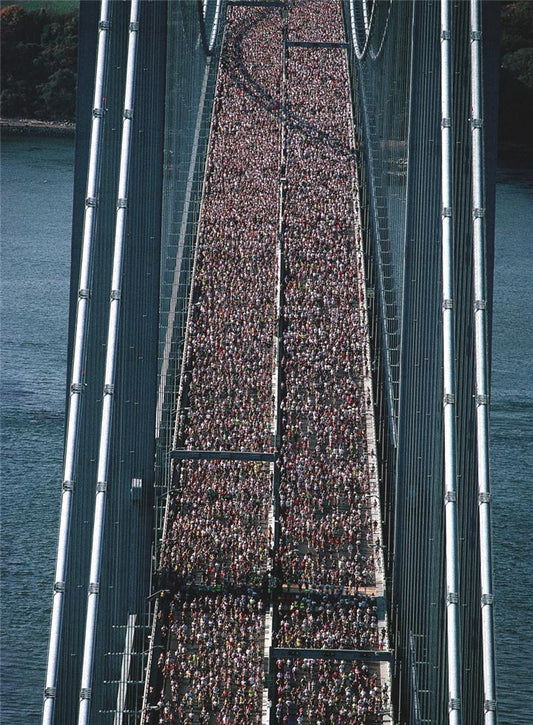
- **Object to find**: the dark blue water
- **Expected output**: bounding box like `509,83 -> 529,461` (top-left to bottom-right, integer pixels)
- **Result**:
490,167 -> 533,724
1,137 -> 531,724
1,136 -> 73,725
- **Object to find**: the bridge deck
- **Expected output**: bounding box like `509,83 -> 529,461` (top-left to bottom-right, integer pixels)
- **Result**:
143,2 -> 391,723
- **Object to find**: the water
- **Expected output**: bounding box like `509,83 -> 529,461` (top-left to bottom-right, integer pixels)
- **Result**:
1,136 -> 73,724
1,136 -> 531,723
490,167 -> 533,724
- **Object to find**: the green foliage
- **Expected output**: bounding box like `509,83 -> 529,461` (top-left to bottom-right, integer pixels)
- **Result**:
502,47 -> 533,88
1,3 -> 78,121
501,1 -> 533,56
1,0 -> 532,148
0,1 -> 78,15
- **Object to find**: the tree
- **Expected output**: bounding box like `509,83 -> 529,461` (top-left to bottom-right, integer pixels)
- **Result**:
499,2 -> 533,152
0,3 -> 78,121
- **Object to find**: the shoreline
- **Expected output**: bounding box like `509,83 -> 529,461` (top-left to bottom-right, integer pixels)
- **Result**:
1,118 -> 75,138
2,118 -> 531,167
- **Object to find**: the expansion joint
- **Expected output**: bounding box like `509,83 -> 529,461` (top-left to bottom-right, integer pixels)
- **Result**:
447,592 -> 459,605
44,687 -> 56,698
484,700 -> 497,712
445,491 -> 456,503
62,479 -> 75,492
478,492 -> 492,504
80,687 -> 92,700
448,698 -> 461,711
54,581 -> 65,593
481,593 -> 495,606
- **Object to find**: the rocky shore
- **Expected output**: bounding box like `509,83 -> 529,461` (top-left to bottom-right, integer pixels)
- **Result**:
1,118 -> 75,138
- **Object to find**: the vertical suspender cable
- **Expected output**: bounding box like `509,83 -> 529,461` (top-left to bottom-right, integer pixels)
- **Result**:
440,1 -> 463,723
42,3 -> 110,723
469,1 -> 498,722
156,57 -> 213,441
77,2 -> 140,722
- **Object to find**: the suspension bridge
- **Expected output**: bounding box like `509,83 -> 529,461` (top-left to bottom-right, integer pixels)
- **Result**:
42,1 -> 499,724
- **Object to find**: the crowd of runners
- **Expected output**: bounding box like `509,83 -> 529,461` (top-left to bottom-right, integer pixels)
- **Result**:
149,3 -> 387,723
156,590 -> 265,724
274,658 -> 387,725
276,592 -> 383,651
278,46 -> 376,592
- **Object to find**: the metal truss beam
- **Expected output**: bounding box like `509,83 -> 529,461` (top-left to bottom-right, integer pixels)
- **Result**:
170,449 -> 275,463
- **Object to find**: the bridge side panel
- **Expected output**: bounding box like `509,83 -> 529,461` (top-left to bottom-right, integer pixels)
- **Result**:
55,2 -> 167,722
56,4 -> 130,720
393,3 -> 447,721
90,2 -> 168,720
153,0 -> 223,495
345,0 -> 498,722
